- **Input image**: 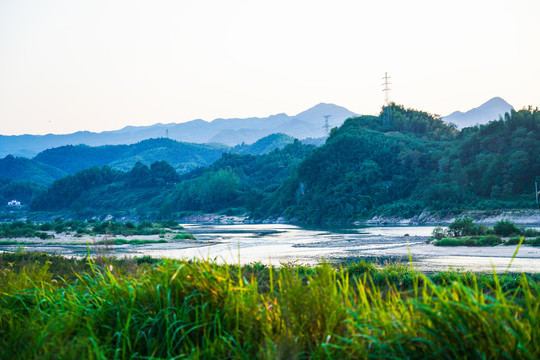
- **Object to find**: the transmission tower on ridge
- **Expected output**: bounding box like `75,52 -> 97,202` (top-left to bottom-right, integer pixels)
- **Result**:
323,115 -> 331,135
381,72 -> 393,128
382,72 -> 391,106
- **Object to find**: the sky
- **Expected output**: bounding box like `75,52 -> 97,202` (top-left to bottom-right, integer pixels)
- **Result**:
1,0 -> 539,135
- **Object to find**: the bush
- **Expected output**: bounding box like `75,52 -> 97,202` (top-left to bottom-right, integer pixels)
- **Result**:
39,223 -> 53,231
493,220 -> 521,237
505,237 -> 522,245
523,228 -> 540,237
173,232 -> 195,240
137,221 -> 153,230
346,260 -> 377,276
447,216 -> 486,237
432,226 -> 448,240
35,232 -> 52,240
435,235 -> 502,247
160,219 -> 178,228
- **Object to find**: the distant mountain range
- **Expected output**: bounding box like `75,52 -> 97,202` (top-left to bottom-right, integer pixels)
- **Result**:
0,103 -> 356,158
442,97 -> 514,128
0,98 -> 516,158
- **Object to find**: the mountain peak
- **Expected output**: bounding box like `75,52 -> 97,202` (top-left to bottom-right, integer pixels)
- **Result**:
485,96 -> 508,104
295,103 -> 358,119
443,97 -> 514,128
297,102 -> 345,113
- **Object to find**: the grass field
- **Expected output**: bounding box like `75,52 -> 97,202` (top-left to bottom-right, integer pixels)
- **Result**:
1,251 -> 539,359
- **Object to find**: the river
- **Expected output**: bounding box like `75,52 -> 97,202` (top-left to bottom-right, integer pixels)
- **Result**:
112,223 -> 540,273
3,223 -> 540,273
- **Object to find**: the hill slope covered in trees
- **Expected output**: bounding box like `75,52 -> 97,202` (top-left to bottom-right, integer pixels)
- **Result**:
21,105 -> 540,223
30,141 -> 316,218
267,105 -> 539,223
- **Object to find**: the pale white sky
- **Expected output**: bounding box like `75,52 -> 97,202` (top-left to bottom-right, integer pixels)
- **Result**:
1,0 -> 539,135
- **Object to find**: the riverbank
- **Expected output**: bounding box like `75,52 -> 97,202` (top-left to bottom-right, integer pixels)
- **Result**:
3,207 -> 538,227
177,209 -> 540,226
363,209 -> 540,226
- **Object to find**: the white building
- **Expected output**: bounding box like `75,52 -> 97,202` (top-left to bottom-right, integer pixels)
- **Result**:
7,200 -> 21,207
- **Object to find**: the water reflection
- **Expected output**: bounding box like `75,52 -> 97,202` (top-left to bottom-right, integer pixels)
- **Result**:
127,224 -> 540,273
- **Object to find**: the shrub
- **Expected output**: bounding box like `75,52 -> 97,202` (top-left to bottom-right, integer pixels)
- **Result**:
448,216 -> 485,237
523,228 -> 540,237
39,223 -> 53,231
432,226 -> 448,240
493,220 -> 521,237
346,260 -> 377,276
435,235 -> 502,247
505,237 -> 522,245
160,219 -> 182,228
173,232 -> 195,240
35,232 -> 52,240
137,221 -> 153,230
475,235 -> 503,246
135,255 -> 161,264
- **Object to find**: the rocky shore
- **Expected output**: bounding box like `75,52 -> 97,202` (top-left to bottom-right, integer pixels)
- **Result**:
178,209 -> 540,227
363,209 -> 540,226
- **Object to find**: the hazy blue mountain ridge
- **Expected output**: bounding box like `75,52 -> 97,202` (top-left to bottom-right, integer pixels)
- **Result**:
0,103 -> 357,157
443,97 -> 514,128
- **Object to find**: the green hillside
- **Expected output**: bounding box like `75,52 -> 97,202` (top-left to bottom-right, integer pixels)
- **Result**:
231,133 -> 295,155
29,141 -> 315,218
161,139 -> 315,216
34,138 -> 229,174
0,155 -> 67,185
269,105 -> 540,223
31,134 -> 301,176
0,178 -> 45,207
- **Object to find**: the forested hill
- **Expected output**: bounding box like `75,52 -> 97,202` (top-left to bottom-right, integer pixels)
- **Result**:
30,140 -> 315,218
0,155 -> 67,185
17,105 -> 540,223
34,138 -> 229,174
265,105 -> 540,223
33,133 -> 300,174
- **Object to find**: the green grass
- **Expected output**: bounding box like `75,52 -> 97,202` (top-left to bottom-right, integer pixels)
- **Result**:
173,232 -> 196,240
1,252 -> 540,359
434,235 -> 502,246
0,240 -> 36,245
93,238 -> 168,245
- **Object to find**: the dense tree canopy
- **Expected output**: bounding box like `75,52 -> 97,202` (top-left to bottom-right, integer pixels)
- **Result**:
266,106 -> 539,223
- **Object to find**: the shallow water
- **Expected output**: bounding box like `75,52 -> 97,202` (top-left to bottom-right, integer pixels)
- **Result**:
2,223 -> 540,273
123,224 -> 540,273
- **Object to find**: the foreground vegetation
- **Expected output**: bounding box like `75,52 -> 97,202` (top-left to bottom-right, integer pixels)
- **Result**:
1,252 -> 540,359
